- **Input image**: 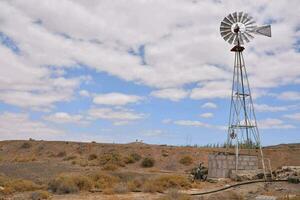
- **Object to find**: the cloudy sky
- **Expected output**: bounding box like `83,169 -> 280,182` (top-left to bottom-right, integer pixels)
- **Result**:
0,0 -> 299,146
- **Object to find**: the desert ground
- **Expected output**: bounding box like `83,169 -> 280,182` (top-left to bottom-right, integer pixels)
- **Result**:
0,140 -> 299,200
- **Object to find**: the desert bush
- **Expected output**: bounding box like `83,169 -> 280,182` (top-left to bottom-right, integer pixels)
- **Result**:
124,153 -> 142,164
56,151 -> 66,157
48,175 -> 92,194
143,175 -> 191,193
102,163 -> 118,171
158,189 -> 191,200
141,157 -> 155,168
99,153 -> 124,167
127,178 -> 143,192
31,190 -> 50,200
88,153 -> 98,161
21,142 -> 32,149
63,155 -> 77,161
14,155 -> 36,162
161,150 -> 169,157
179,156 -> 193,166
0,177 -> 42,195
90,172 -> 119,189
113,182 -> 128,194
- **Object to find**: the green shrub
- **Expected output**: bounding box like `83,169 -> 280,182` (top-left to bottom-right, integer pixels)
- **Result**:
141,157 -> 155,168
179,156 -> 193,166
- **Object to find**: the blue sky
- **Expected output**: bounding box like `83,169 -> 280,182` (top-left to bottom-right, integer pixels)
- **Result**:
0,0 -> 300,146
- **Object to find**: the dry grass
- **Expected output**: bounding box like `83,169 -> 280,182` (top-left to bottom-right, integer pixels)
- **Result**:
14,155 -> 37,162
88,153 -> 98,161
30,190 -> 51,200
143,175 -> 191,193
158,189 -> 191,200
0,175 -> 42,195
179,156 -> 193,166
279,196 -> 300,200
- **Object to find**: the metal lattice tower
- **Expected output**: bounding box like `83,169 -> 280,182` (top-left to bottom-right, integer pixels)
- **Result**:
219,11 -> 271,179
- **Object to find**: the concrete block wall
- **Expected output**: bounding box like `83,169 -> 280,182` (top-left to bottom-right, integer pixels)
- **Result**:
208,154 -> 258,178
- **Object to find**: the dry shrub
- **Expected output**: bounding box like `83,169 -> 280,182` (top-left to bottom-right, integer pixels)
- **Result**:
88,153 -> 98,161
161,150 -> 169,157
56,151 -> 66,157
48,175 -> 92,194
141,157 -> 155,168
102,163 -> 119,171
179,156 -> 193,166
158,189 -> 191,200
63,155 -> 77,161
113,182 -> 128,194
91,172 -> 119,190
21,142 -> 32,149
14,155 -> 37,162
99,153 -> 125,167
124,153 -> 142,164
0,176 -> 42,195
143,175 -> 191,193
127,178 -> 143,192
30,190 -> 50,200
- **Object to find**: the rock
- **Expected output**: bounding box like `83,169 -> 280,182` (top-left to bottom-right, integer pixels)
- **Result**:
255,195 -> 277,200
230,169 -> 264,181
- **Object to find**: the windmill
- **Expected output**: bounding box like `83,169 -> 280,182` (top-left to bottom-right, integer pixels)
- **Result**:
220,12 -> 271,178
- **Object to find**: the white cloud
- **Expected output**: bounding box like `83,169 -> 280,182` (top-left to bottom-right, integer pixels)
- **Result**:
174,120 -> 210,128
254,104 -> 289,112
79,90 -> 90,97
258,118 -> 295,129
200,112 -> 214,118
190,81 -> 231,99
0,112 -> 64,140
88,107 -> 144,125
143,129 -> 164,137
162,119 -> 172,124
277,92 -> 300,101
284,113 -> 300,121
151,88 -> 189,101
201,102 -> 217,109
93,93 -> 142,106
43,112 -> 84,124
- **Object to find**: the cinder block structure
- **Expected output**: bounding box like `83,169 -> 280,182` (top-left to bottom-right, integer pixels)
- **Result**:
208,153 -> 258,178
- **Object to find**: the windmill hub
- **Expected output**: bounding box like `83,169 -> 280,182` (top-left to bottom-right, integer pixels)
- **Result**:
232,23 -> 245,33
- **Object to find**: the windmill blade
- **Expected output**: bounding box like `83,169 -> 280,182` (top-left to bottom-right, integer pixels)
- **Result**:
241,13 -> 248,23
220,26 -> 231,32
253,25 -> 272,37
221,23 -> 231,30
232,12 -> 238,23
220,30 -> 231,37
227,14 -> 235,24
241,33 -> 250,43
228,34 -> 236,44
223,17 -> 233,25
223,32 -> 234,41
243,16 -> 253,24
238,12 -> 243,22
244,31 -> 254,39
222,32 -> 233,41
245,20 -> 256,26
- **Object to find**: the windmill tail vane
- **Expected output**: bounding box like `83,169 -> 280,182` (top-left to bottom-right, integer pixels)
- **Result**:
220,11 -> 271,180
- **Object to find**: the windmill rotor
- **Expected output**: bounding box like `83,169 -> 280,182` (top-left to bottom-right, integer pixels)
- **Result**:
220,11 -> 271,45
